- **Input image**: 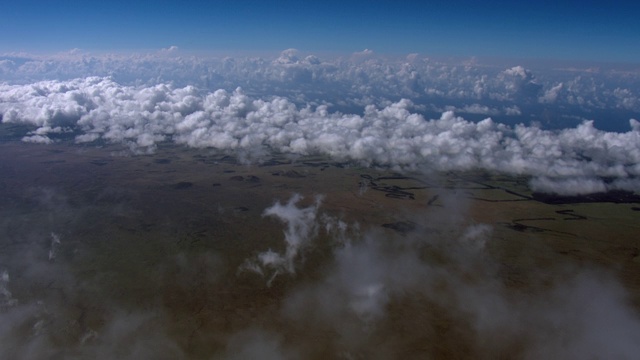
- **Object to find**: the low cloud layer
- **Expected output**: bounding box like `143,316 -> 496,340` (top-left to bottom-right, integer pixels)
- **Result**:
1,77 -> 639,195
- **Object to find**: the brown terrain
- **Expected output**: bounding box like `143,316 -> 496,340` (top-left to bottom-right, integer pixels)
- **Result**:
0,139 -> 639,359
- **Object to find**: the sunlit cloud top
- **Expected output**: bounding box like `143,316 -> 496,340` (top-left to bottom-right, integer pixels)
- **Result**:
2,75 -> 639,195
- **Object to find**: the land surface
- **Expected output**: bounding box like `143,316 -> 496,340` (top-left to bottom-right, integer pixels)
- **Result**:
0,140 -> 639,359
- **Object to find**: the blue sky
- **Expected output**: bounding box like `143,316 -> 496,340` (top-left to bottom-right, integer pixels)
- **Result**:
2,1 -> 640,62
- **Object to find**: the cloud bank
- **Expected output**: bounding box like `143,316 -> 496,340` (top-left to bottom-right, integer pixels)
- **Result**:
1,50 -> 639,123
1,76 -> 639,195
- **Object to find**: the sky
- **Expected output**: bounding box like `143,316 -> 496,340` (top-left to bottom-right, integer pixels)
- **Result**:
2,0 -> 640,62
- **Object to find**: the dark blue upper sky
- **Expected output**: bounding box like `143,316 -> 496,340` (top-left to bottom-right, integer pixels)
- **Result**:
3,0 -> 639,62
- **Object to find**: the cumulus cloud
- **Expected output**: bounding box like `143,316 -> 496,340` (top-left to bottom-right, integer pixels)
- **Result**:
540,82 -> 564,103
2,50 -> 639,119
504,105 -> 521,116
1,77 -> 639,194
273,48 -> 300,65
445,103 -> 501,116
160,45 -> 179,54
243,194 -> 324,284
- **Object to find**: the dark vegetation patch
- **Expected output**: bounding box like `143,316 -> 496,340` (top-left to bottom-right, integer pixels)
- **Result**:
303,161 -> 330,168
360,174 -> 421,200
90,160 -> 110,166
172,181 -> 194,190
385,191 -> 415,200
382,221 -> 417,235
503,223 -> 545,233
271,170 -> 306,178
427,195 -> 440,206
229,175 -> 261,183
260,159 -> 292,166
501,218 -> 577,237
40,160 -> 66,164
556,209 -> 587,220
532,190 -> 640,204
192,154 -> 238,165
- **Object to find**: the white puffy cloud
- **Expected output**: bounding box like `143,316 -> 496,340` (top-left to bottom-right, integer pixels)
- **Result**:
1,77 -> 639,195
444,103 -> 502,116
504,105 -> 521,115
539,82 -> 564,103
160,45 -> 179,54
